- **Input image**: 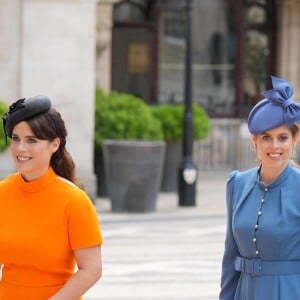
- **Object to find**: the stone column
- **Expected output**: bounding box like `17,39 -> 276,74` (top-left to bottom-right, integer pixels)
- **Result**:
277,0 -> 300,99
96,0 -> 117,91
0,0 -> 22,175
0,0 -> 22,101
21,0 -> 97,198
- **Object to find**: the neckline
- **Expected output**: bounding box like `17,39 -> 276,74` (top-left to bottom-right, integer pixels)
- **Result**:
18,167 -> 56,193
256,163 -> 291,189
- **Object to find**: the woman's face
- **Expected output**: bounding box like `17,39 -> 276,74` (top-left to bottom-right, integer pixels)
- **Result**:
252,124 -> 297,172
10,121 -> 59,182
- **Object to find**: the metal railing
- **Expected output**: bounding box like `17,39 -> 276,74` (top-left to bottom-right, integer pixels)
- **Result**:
194,118 -> 256,171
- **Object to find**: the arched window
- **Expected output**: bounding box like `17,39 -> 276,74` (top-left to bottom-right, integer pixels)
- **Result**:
111,0 -> 157,103
113,0 -> 146,23
228,0 -> 277,117
243,0 -> 277,112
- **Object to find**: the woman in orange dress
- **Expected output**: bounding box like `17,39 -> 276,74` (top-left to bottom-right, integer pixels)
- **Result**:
0,95 -> 103,299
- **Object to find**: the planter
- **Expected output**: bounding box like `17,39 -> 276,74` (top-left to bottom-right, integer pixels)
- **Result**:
94,147 -> 108,197
103,140 -> 165,212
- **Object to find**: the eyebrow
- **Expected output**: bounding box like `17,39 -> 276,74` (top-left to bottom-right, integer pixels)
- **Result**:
261,132 -> 289,136
11,134 -> 37,138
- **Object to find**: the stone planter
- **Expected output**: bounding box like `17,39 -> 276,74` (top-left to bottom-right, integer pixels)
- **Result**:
94,147 -> 108,197
103,140 -> 165,212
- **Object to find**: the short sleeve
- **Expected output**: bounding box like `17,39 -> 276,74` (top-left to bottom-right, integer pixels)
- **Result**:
67,190 -> 103,250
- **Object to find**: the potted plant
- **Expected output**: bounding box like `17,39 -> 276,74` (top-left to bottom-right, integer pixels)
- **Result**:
94,89 -> 165,212
0,100 -> 9,152
151,103 -> 210,192
0,100 -> 12,179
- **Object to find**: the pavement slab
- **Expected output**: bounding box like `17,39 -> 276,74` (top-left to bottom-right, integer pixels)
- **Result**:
84,170 -> 229,300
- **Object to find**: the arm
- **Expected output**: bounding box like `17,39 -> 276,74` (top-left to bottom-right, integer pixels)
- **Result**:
48,245 -> 102,300
219,172 -> 240,300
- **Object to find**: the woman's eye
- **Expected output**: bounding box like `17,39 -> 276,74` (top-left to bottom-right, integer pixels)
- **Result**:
11,136 -> 19,142
27,138 -> 37,143
278,136 -> 288,142
262,136 -> 270,141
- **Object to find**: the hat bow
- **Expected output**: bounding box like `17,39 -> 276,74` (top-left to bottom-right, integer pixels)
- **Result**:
262,76 -> 300,127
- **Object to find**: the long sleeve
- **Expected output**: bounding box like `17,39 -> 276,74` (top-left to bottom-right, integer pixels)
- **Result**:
219,171 -> 240,300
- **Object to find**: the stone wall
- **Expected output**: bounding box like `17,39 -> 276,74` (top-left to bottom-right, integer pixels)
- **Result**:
0,0 -> 97,198
277,0 -> 300,99
96,0 -> 117,91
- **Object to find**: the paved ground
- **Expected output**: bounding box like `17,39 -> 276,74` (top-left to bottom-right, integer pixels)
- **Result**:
84,170 -> 229,300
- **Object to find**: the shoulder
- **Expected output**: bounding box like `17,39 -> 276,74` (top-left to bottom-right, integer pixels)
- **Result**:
227,167 -> 258,186
56,179 -> 97,219
284,165 -> 300,186
226,168 -> 258,208
289,164 -> 300,176
53,175 -> 82,192
51,175 -> 91,204
0,172 -> 20,188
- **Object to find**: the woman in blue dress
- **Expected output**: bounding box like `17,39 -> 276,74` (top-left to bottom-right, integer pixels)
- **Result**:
219,76 -> 300,300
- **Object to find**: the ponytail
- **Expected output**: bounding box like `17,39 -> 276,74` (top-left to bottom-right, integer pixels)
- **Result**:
50,147 -> 84,189
26,108 -> 84,189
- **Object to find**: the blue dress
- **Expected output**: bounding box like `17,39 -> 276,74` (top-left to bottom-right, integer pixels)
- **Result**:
220,163 -> 300,300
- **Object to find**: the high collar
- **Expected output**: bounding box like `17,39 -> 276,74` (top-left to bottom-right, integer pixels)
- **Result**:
18,167 -> 56,193
256,163 -> 291,189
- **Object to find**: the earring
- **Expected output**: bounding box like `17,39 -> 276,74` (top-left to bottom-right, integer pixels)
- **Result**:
291,147 -> 297,160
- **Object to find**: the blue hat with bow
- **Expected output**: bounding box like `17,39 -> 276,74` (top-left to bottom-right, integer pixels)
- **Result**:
248,76 -> 300,134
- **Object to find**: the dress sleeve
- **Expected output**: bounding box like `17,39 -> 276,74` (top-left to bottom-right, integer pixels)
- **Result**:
67,190 -> 103,250
219,171 -> 240,300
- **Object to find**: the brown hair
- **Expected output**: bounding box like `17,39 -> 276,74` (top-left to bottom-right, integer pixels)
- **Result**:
290,123 -> 300,139
26,108 -> 84,189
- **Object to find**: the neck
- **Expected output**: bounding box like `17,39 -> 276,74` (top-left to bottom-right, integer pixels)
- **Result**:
259,163 -> 288,186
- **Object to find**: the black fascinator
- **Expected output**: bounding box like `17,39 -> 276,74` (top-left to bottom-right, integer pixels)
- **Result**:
2,95 -> 51,138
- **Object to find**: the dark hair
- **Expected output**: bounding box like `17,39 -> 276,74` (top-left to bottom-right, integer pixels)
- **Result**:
25,108 -> 84,189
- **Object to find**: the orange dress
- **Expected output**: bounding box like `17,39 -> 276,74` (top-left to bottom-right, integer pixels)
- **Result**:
0,168 -> 103,300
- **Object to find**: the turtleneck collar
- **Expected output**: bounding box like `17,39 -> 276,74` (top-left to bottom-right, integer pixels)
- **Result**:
256,163 -> 291,189
18,167 -> 57,193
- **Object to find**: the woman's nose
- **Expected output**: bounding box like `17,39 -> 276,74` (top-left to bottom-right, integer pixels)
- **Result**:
16,140 -> 27,151
272,139 -> 279,148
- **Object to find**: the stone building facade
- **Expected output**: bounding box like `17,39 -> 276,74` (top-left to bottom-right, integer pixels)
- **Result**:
1,0 -> 300,197
95,0 -> 300,171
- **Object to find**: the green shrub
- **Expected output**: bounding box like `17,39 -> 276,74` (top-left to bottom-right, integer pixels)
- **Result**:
0,101 -> 9,152
151,103 -> 210,143
94,89 -> 163,147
